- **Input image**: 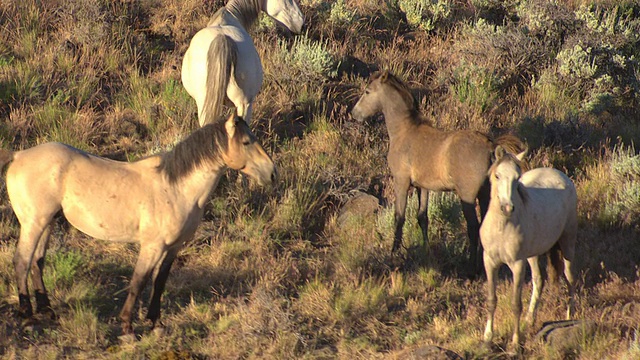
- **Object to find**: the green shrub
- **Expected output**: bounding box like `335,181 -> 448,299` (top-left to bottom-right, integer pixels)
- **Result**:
397,0 -> 452,32
329,0 -> 356,25
44,250 -> 84,289
277,34 -> 338,81
451,62 -> 499,113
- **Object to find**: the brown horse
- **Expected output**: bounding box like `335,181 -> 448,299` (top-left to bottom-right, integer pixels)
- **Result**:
351,71 -> 525,274
1,115 -> 276,337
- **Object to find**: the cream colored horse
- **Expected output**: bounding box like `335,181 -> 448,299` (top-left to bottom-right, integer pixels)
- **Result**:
181,0 -> 304,127
1,115 -> 276,336
480,146 -> 577,351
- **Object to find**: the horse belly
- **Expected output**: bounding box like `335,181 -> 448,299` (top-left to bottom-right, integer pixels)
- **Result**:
61,193 -> 141,242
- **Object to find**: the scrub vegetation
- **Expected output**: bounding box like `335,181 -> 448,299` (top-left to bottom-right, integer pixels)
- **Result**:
0,0 -> 639,358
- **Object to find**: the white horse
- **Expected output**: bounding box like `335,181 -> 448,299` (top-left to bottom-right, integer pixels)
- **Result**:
480,146 -> 577,350
181,0 -> 304,127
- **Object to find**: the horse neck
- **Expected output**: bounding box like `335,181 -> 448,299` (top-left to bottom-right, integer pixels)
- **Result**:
173,161 -> 226,209
225,0 -> 261,29
380,91 -> 425,141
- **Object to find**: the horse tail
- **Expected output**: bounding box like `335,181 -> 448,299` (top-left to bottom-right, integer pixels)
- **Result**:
202,34 -> 238,126
0,149 -> 13,170
547,243 -> 563,285
492,134 -> 530,171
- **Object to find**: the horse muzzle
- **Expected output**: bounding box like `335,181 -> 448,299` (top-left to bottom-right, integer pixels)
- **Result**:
351,107 -> 366,122
500,203 -> 514,217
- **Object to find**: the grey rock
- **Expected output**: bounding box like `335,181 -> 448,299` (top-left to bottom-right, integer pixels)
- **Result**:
535,319 -> 597,352
337,191 -> 380,228
392,345 -> 464,360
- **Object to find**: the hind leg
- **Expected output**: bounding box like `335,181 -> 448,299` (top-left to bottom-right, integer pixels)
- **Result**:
461,200 -> 481,275
558,225 -> 577,319
30,225 -> 56,319
526,256 -> 544,326
416,188 -> 429,252
13,222 -> 50,318
562,258 -> 576,319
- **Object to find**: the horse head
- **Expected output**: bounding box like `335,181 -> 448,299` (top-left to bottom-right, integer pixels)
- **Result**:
351,71 -> 389,122
490,146 -> 527,217
223,114 -> 277,186
264,0 -> 304,34
351,71 -> 419,122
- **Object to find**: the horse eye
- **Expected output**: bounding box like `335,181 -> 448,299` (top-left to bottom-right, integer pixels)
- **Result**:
242,139 -> 251,146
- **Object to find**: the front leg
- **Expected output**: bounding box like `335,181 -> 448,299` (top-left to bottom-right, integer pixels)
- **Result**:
510,260 -> 526,351
461,200 -> 481,275
392,177 -> 410,253
146,246 -> 180,331
483,254 -> 499,344
119,244 -> 166,336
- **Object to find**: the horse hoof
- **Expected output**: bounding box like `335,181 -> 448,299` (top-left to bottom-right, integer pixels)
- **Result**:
38,308 -> 57,321
118,333 -> 137,344
153,325 -> 167,337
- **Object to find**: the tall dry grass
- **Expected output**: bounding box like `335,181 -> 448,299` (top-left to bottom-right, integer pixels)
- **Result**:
0,0 -> 639,358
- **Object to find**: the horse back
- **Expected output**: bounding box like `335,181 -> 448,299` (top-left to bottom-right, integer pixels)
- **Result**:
521,168 -> 577,247
391,127 -> 492,198
441,130 -> 492,200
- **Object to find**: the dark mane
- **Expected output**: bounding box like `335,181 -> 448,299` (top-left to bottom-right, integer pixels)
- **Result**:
225,0 -> 261,29
373,71 -> 423,125
157,122 -> 229,184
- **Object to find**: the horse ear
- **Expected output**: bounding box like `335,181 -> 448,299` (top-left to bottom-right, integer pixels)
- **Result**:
225,114 -> 237,138
495,145 -> 506,160
380,70 -> 389,83
516,144 -> 528,162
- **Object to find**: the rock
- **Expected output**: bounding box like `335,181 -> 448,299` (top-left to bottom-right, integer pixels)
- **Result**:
535,319 -> 597,352
337,191 -> 381,228
392,345 -> 464,360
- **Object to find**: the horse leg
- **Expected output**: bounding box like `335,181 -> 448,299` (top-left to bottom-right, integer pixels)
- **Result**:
416,188 -> 429,252
236,101 -> 253,126
483,254 -> 499,344
392,177 -> 410,253
461,200 -> 481,275
477,181 -> 491,221
510,260 -> 526,350
119,244 -> 166,336
30,225 -> 56,319
13,223 -> 49,318
558,230 -> 577,319
526,256 -> 544,327
563,258 -> 576,319
146,246 -> 179,330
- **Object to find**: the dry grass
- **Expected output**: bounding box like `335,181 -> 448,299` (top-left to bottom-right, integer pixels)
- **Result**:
0,0 -> 639,358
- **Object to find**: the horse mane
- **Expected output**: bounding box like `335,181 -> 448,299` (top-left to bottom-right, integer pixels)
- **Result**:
224,0 -> 261,29
207,7 -> 226,26
157,122 -> 229,184
492,134 -> 530,172
371,71 -> 424,125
